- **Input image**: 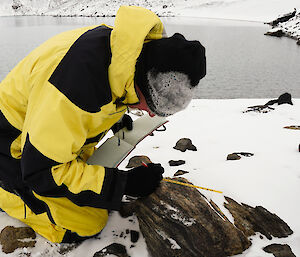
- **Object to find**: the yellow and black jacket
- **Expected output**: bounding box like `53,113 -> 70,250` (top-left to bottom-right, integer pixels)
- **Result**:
0,6 -> 163,223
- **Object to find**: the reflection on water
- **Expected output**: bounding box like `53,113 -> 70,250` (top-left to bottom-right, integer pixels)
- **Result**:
0,16 -> 299,98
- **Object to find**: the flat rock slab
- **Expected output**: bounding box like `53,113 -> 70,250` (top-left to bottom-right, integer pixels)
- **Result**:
173,170 -> 189,176
173,138 -> 197,152
227,152 -> 254,160
0,226 -> 36,254
263,244 -> 296,257
224,197 -> 293,239
169,160 -> 185,166
121,177 -> 251,257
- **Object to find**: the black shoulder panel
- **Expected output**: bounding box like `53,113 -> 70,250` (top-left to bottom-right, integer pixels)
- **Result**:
49,26 -> 113,113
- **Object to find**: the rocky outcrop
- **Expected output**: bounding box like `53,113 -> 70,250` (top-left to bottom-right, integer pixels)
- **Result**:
264,29 -> 285,37
266,9 -> 300,43
0,226 -> 36,254
173,138 -> 197,152
224,197 -> 293,239
244,93 -> 293,113
120,177 -> 251,257
267,8 -> 297,26
263,244 -> 296,257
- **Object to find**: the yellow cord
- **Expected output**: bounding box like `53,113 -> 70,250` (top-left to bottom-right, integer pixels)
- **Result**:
162,178 -> 223,194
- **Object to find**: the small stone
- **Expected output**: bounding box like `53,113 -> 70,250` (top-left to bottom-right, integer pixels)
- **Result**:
173,138 -> 197,152
130,230 -> 139,243
169,160 -> 185,166
298,144 -> 300,152
297,40 -> 300,45
263,244 -> 296,257
173,170 -> 189,177
227,153 -> 241,160
126,155 -> 152,168
93,243 -> 129,257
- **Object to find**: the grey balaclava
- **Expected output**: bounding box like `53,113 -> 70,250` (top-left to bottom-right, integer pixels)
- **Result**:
135,33 -> 206,117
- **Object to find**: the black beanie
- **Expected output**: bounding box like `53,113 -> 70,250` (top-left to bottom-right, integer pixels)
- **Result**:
135,33 -> 206,117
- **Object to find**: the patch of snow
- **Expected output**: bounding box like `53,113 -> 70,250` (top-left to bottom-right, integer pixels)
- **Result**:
155,229 -> 181,250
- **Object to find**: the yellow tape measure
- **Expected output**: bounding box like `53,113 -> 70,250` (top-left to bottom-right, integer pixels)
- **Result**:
163,178 -> 223,194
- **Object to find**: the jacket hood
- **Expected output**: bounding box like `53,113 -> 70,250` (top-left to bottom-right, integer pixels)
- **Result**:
108,6 -> 165,105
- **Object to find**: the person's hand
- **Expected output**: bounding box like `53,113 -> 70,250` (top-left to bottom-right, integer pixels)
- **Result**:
111,114 -> 133,134
125,163 -> 164,197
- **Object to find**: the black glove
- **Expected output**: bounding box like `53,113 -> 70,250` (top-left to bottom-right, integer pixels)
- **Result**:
125,163 -> 164,197
111,114 -> 133,134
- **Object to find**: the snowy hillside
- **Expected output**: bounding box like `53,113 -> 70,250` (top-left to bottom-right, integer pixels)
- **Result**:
0,0 -> 300,22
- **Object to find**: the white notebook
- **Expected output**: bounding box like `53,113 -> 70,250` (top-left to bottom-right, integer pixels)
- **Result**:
87,115 -> 168,168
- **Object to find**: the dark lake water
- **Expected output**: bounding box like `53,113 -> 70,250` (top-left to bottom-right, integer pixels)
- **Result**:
0,16 -> 299,98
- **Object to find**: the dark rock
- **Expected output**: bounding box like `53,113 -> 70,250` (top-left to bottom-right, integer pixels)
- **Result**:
299,144 -> 300,152
130,177 -> 251,257
264,29 -> 285,37
0,226 -> 36,254
173,138 -> 197,152
224,197 -> 293,239
265,92 -> 293,106
268,8 -> 296,26
243,105 -> 275,113
130,230 -> 139,243
297,40 -> 300,45
227,153 -> 241,160
93,243 -> 129,257
277,92 -> 293,105
173,170 -> 189,176
126,155 -> 152,168
263,244 -> 296,257
169,160 -> 186,166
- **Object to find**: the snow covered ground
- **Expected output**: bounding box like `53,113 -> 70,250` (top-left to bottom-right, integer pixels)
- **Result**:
1,98 -> 300,256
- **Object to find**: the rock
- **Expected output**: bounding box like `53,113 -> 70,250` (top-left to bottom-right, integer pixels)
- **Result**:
169,160 -> 186,166
227,153 -> 241,160
297,40 -> 300,45
263,244 -> 296,257
283,125 -> 300,130
126,155 -> 152,168
224,197 -> 293,239
243,105 -> 275,113
93,243 -> 129,257
244,93 -> 293,113
0,226 -> 36,254
299,144 -> 300,152
264,29 -> 285,37
268,8 -> 297,26
129,177 -> 251,257
173,138 -> 197,152
265,92 -> 293,106
130,230 -> 139,243
173,170 -> 189,176
227,152 -> 254,160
